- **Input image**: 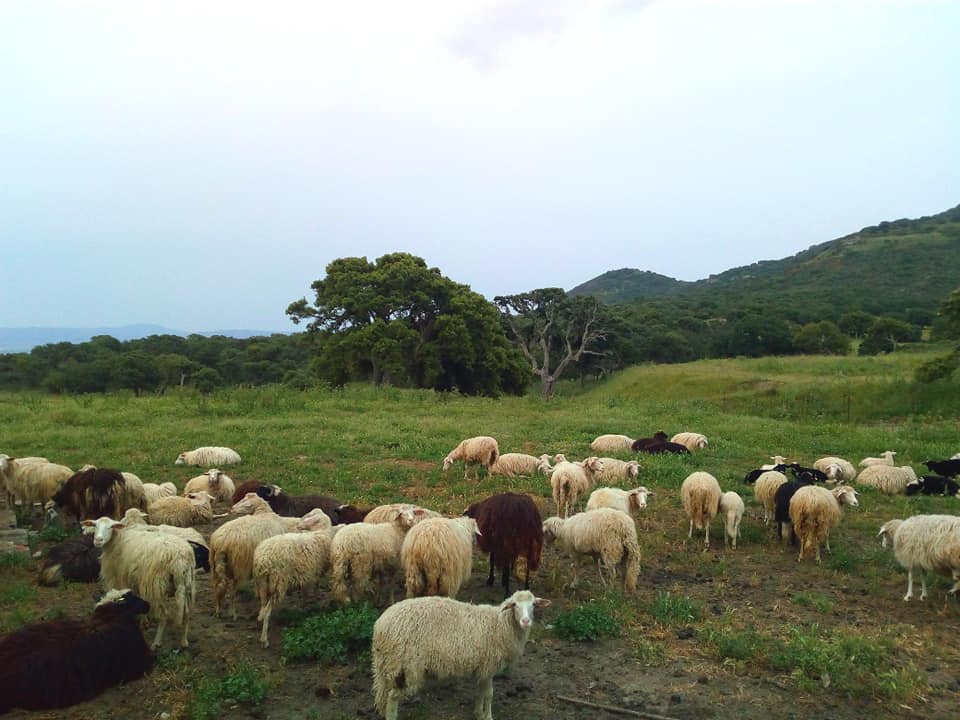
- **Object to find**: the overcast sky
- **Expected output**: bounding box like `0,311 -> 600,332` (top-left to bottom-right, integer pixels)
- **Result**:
2,0 -> 958,332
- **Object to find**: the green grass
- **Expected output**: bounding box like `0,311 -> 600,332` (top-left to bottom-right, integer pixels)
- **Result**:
191,663 -> 269,720
551,598 -> 621,641
648,591 -> 703,626
282,602 -> 379,663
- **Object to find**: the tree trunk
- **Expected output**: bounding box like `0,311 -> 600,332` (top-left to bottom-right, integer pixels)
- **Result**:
541,375 -> 555,401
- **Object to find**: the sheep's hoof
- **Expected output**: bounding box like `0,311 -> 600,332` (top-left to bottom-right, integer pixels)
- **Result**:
903,595 -> 911,602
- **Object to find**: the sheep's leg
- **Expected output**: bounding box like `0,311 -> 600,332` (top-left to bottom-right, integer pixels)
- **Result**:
384,689 -> 401,720
523,556 -> 530,590
814,543 -> 822,565
475,676 -> 494,720
152,616 -> 167,650
825,533 -> 832,554
486,553 -> 496,587
502,561 -> 511,598
948,572 -> 960,596
596,558 -> 607,586
688,519 -> 694,539
920,573 -> 928,601
259,598 -> 273,648
904,568 -> 914,601
703,523 -> 710,548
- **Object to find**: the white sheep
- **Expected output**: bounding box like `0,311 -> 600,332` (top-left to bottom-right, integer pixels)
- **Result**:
550,457 -> 604,518
442,436 -> 500,480
0,457 -> 73,509
82,515 -> 196,649
182,468 -> 236,503
589,434 -> 635,454
0,454 -> 47,505
761,455 -> 789,470
372,590 -> 550,720
253,509 -> 335,647
789,484 -> 859,563
331,508 -> 417,603
671,432 -> 709,451
856,464 -> 917,494
146,491 -> 215,527
594,457 -> 640,483
812,456 -> 857,484
489,453 -> 553,477
859,450 -> 897,468
121,507 -> 207,549
209,492 -> 290,618
585,486 -> 652,516
680,471 -> 722,547
719,491 -> 744,549
175,446 -> 242,466
754,470 -> 788,525
142,481 -> 177,506
401,516 -> 479,599
877,515 -> 960,601
542,508 -> 640,591
363,503 -> 442,524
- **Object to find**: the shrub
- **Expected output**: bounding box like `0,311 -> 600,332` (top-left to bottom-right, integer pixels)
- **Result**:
191,664 -> 268,720
282,602 -> 378,663
551,599 -> 621,641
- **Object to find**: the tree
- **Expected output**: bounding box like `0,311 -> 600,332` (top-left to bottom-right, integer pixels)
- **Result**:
493,288 -> 607,400
193,367 -> 222,394
793,321 -> 850,355
936,288 -> 960,339
858,317 -> 918,355
711,314 -> 795,358
156,353 -> 199,390
838,311 -> 875,338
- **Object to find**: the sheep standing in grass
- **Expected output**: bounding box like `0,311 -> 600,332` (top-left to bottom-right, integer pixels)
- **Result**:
0,454 -> 48,506
1,457 -> 73,510
489,453 -> 553,477
671,432 -> 709,451
147,491 -> 214,527
330,508 -> 418,604
585,486 -> 653,517
542,508 -> 640,591
719,491 -> 744,549
680,472 -> 722,548
442,436 -> 499,480
142,482 -> 177,507
590,434 -> 635,454
48,468 -> 126,522
789,484 -> 859,563
401,516 -> 479,599
175,446 -> 241,466
813,456 -> 857,484
595,458 -> 640,484
859,450 -> 896,468
464,493 -> 543,597
371,590 -> 550,720
121,508 -> 209,572
856,465 -> 917,494
877,515 -> 960,601
754,470 -> 788,525
550,457 -> 604,518
182,469 -> 235,504
79,465 -> 147,512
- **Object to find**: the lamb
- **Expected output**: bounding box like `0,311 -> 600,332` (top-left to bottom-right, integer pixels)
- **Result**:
209,492 -> 291,618
542,508 -> 640,592
811,456 -> 856,483
905,475 -> 960,497
859,450 -> 897,467
330,508 -> 418,604
82,515 -> 196,648
401,516 -> 479,599
789,484 -> 859,563
175,446 -> 241,466
856,464 -> 917,494
589,434 -> 635,454
48,467 -> 126,522
363,503 -> 442,524
594,457 -> 640,483
442,436 -> 500,480
0,589 -> 154,713
37,533 -> 102,586
182,468 -> 235,503
630,431 -> 669,452
146,491 -> 215,527
877,514 -> 960,601
1,456 -> 73,510
753,470 -> 788,525
120,508 -> 210,572
550,457 -> 604,518
489,453 -> 553,477
719,491 -> 744,549
464,492 -> 543,597
371,590 -> 550,720
253,509 -> 335,647
141,481 -> 177,506
671,432 -> 709,451
924,458 -> 960,479
585,486 -> 653,517
680,471 -> 723,547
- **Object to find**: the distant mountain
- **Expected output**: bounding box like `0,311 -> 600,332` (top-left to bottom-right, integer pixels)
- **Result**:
0,325 -> 289,353
569,204 -> 960,320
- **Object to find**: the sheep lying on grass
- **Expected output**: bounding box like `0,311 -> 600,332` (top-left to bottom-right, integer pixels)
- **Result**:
489,453 -> 553,477
142,482 -> 177,507
182,469 -> 235,503
147,491 -> 214,527
859,450 -> 896,468
590,434 -> 635,454
856,465 -> 917,495
175,446 -> 241,466
594,458 -> 640,483
671,432 -> 708,451
813,456 -> 856,484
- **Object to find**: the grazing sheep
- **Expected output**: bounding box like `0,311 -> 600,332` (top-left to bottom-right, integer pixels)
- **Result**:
542,508 -> 640,592
37,533 -> 102,586
146,491 -> 214,527
175,446 -> 241,466
371,590 -> 550,720
489,453 -> 553,477
905,475 -> 960,497
464,492 -> 543,597
585,486 -> 653,517
877,518 -> 903,549
754,470 -> 789,525
330,508 -> 418,604
182,468 -> 235,504
671,432 -> 709,451
925,458 -> 960,479
401,516 -> 479,599
680,471 -> 722,547
253,510 -> 335,647
0,589 -> 154,713
442,436 -> 500,480
550,457 -> 604,518
630,432 -> 669,452
812,456 -> 857,484
877,514 -> 960,601
363,503 -> 442,525
1,456 -> 73,510
595,457 -> 640,483
789,485 -> 859,563
719,491 -> 744,549
232,480 -> 267,504
209,493 -> 290,619
82,516 -> 196,648
859,450 -> 897,468
856,465 -> 917,495
141,481 -> 177,507
589,434 -> 635,454
48,468 -> 126,522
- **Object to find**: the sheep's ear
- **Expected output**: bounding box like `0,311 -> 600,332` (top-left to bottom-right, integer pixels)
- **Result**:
501,600 -> 517,612
534,597 -> 551,608
80,519 -> 95,527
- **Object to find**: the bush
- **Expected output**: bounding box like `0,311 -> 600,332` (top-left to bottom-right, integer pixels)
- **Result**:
282,602 -> 379,663
551,599 -> 621,641
914,351 -> 960,383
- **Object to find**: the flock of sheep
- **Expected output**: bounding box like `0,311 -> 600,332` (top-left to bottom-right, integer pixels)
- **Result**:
2,436 -> 960,719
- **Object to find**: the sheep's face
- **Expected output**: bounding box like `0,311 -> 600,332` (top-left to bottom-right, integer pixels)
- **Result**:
696,438 -> 708,448
541,518 -> 561,542
231,492 -> 264,515
626,462 -> 640,479
188,491 -> 214,507
96,589 -> 151,616
82,516 -> 126,548
123,508 -> 148,524
502,590 -> 551,630
175,453 -> 187,465
442,456 -> 454,472
835,486 -> 859,508
43,500 -> 59,524
629,488 -> 652,511
207,469 -> 222,483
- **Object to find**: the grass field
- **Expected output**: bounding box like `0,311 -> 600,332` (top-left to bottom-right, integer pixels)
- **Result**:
2,348 -> 959,719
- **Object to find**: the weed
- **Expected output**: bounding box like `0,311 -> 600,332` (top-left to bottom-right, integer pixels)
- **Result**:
551,598 -> 621,641
191,664 -> 268,720
37,523 -> 73,543
648,591 -> 703,626
0,553 -> 32,571
792,592 -> 833,612
282,602 -> 378,663
633,638 -> 666,666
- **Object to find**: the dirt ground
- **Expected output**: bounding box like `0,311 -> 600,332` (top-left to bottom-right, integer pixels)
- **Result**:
7,505 -> 960,720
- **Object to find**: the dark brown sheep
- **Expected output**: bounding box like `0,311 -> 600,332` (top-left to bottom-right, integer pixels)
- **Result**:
464,492 -> 543,598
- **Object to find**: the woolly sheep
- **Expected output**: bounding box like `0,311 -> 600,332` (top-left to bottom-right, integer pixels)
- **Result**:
79,465 -> 146,512
401,516 -> 479,599
48,468 -> 127,522
371,590 -> 550,720
121,508 -> 208,549
0,454 -> 49,506
82,515 -> 196,649
877,514 -> 960,601
671,432 -> 709,451
442,436 -> 500,480
680,471 -> 722,547
761,455 -> 790,470
856,465 -> 917,495
37,533 -> 101,586
594,457 -> 640,483
719,491 -> 744,549
146,491 -> 214,527
550,457 -> 604,518
463,493 -> 543,597
175,446 -> 241,466
589,434 -> 635,454
542,508 -> 640,592
253,509 -> 335,647
182,468 -> 235,503
331,508 -> 418,604
859,450 -> 897,468
142,481 -> 177,506
812,456 -> 857,484
489,453 -> 553,477
1,457 -> 73,509
754,470 -> 788,525
363,503 -> 442,524
585,486 -> 653,516
789,484 -> 859,563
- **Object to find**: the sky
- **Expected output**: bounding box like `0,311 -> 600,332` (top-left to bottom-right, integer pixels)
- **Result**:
2,0 -> 958,333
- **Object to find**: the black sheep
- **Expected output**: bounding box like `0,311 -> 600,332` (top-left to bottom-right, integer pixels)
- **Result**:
924,459 -> 960,479
254,485 -> 345,523
905,475 -> 960,497
37,533 -> 102,586
464,492 -> 543,598
636,441 -> 690,455
631,431 -> 669,452
744,464 -> 788,484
